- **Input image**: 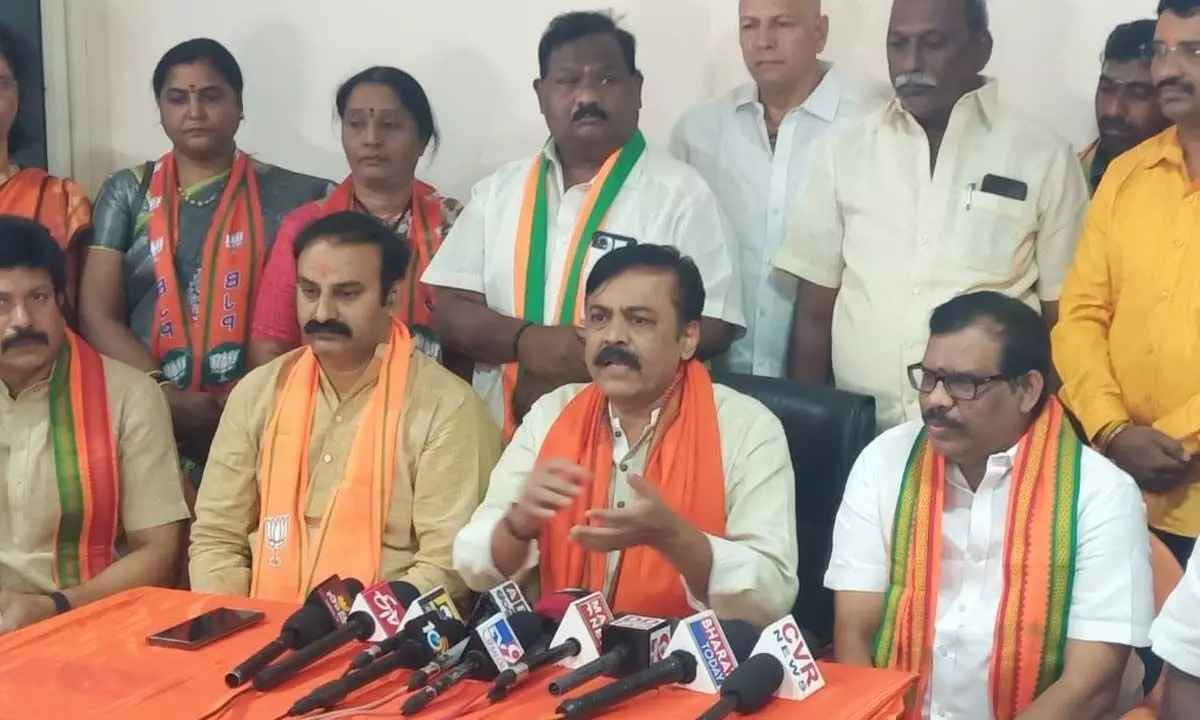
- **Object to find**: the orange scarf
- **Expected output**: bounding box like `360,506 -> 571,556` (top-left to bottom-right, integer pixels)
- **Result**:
251,320 -> 413,602
147,151 -> 265,391
537,360 -> 725,618
320,178 -> 445,331
0,167 -> 92,250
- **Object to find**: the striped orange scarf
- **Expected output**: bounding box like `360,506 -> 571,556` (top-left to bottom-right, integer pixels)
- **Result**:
873,397 -> 1081,719
537,360 -> 725,618
0,167 -> 92,250
250,320 -> 412,602
147,151 -> 265,391
48,332 -> 119,588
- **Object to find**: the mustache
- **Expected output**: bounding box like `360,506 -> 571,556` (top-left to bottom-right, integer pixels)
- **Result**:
303,320 -> 352,338
571,103 -> 608,123
594,344 -> 641,370
1097,117 -> 1137,136
922,406 -> 965,431
1,329 -> 49,353
1157,78 -> 1195,95
894,71 -> 938,90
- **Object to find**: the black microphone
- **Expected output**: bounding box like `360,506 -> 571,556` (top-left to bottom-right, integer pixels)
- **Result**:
287,615 -> 468,715
225,578 -> 358,688
696,654 -> 785,720
489,638 -> 579,702
548,614 -> 673,696
345,581 -> 422,671
556,650 -> 698,720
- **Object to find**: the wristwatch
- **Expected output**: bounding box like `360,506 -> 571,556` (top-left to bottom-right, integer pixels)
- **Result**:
49,591 -> 71,615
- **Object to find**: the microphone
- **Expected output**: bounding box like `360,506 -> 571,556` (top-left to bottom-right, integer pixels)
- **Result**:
252,579 -> 404,692
488,592 -> 609,702
695,655 -> 785,720
287,614 -> 468,715
344,581 -> 422,670
557,649 -> 698,720
225,576 -> 353,688
401,611 -> 543,715
547,613 -> 673,696
464,579 -> 532,627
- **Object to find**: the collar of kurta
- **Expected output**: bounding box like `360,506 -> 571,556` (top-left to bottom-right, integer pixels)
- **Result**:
732,60 -> 843,123
1139,125 -> 1188,172
538,134 -> 647,193
883,75 -> 1000,129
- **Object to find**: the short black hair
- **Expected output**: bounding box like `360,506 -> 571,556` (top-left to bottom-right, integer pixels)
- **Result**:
929,291 -> 1050,411
1159,0 -> 1200,17
1104,20 -> 1157,62
537,11 -> 637,79
336,66 -> 439,153
0,214 -> 67,297
152,38 -> 244,104
292,211 -> 410,301
965,0 -> 990,35
585,244 -> 705,327
0,23 -> 30,154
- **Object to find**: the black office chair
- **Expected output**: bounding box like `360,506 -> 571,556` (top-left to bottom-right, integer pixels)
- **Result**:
713,373 -> 876,646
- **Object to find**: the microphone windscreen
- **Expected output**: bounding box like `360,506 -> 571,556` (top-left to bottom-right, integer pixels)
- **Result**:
507,611 -> 548,646
391,581 -> 422,608
721,620 -> 763,662
282,604 -> 339,644
344,578 -> 365,596
723,655 -> 784,712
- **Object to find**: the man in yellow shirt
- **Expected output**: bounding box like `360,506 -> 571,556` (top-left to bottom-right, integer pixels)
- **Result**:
190,211 -> 500,602
1053,0 -> 1200,565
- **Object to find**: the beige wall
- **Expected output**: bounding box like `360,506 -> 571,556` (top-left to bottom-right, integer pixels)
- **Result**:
52,0 -> 1160,197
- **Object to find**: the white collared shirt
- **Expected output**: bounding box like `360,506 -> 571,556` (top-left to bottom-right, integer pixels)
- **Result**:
670,65 -> 874,377
825,421 -> 1154,719
421,141 -> 745,426
774,80 -> 1089,430
452,381 -> 798,627
1150,541 -> 1200,678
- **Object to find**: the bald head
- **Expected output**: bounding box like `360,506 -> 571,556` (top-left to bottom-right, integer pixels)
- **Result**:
739,0 -> 829,92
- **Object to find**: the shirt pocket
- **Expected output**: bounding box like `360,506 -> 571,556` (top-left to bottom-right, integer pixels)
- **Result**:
953,189 -> 1035,276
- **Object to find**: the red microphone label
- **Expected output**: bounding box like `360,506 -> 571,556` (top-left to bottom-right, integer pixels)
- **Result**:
574,593 -> 613,647
365,584 -> 404,637
312,575 -> 353,626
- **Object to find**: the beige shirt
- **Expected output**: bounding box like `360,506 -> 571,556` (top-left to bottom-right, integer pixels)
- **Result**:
189,346 -> 501,601
0,354 -> 189,593
774,80 -> 1088,430
453,381 -> 799,628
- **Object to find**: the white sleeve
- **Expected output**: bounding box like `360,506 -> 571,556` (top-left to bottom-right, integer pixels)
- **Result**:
1151,541 -> 1200,677
824,437 -> 891,593
421,174 -> 493,294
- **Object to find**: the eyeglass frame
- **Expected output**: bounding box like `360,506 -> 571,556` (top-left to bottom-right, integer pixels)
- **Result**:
906,362 -> 1018,402
1149,40 -> 1200,63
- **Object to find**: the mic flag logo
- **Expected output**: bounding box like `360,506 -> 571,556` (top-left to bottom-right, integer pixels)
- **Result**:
751,616 -> 826,701
478,614 -> 525,672
350,582 -> 405,642
312,575 -> 353,626
550,592 -> 613,670
489,580 -> 531,616
665,609 -> 738,695
400,586 -> 461,630
609,614 -> 672,664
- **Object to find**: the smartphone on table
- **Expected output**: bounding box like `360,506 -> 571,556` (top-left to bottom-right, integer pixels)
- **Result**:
146,607 -> 266,651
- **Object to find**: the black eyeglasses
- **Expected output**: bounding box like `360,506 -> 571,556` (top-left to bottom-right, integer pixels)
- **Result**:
906,363 -> 1012,401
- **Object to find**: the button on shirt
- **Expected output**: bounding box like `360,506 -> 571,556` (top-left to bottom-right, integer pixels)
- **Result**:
774,80 -> 1088,430
452,381 -> 798,627
421,142 -> 745,426
0,355 -> 189,593
670,65 -> 873,377
826,421 -> 1154,719
1150,539 -> 1200,678
1053,127 -> 1200,538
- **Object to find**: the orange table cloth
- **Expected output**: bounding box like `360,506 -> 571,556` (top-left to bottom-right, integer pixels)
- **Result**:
0,588 -> 916,719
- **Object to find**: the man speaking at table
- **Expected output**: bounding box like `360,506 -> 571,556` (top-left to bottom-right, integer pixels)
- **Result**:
453,245 -> 797,628
0,216 -> 188,633
189,212 -> 500,602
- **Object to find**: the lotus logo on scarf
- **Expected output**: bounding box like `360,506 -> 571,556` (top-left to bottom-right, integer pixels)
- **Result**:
150,237 -> 165,258
224,231 -> 244,250
264,515 -> 290,567
147,196 -> 162,213
162,353 -> 188,384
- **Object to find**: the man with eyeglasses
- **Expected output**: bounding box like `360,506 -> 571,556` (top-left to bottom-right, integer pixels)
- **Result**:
828,291 -> 1153,720
1080,19 -> 1169,195
1054,0 -> 1200,568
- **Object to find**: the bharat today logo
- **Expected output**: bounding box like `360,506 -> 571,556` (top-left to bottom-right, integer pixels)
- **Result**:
203,343 -> 245,386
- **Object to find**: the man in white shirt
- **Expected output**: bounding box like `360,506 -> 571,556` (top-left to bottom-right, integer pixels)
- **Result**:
423,11 -> 743,433
774,0 -> 1088,431
671,0 -> 872,378
827,291 -> 1153,720
1151,543 -> 1200,719
453,245 -> 797,627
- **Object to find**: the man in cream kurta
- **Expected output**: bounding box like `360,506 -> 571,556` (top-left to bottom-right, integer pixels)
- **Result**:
774,0 -> 1087,431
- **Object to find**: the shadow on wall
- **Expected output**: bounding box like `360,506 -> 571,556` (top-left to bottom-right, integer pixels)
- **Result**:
81,0 -> 116,191
989,0 -> 1081,140
237,15 -> 343,182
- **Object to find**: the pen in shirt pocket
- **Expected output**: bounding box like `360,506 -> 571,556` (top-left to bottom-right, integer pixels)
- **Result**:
965,182 -> 976,210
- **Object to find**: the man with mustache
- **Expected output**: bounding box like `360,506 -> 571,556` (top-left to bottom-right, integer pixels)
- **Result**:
189,211 -> 499,602
669,0 -> 872,378
774,0 -> 1088,433
423,11 -> 743,440
1080,20 -> 1169,195
453,244 -> 798,626
828,291 -> 1153,720
0,216 -> 188,633
1054,0 -> 1200,568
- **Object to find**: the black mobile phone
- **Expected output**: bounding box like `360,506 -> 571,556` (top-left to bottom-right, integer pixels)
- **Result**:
146,607 -> 266,651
